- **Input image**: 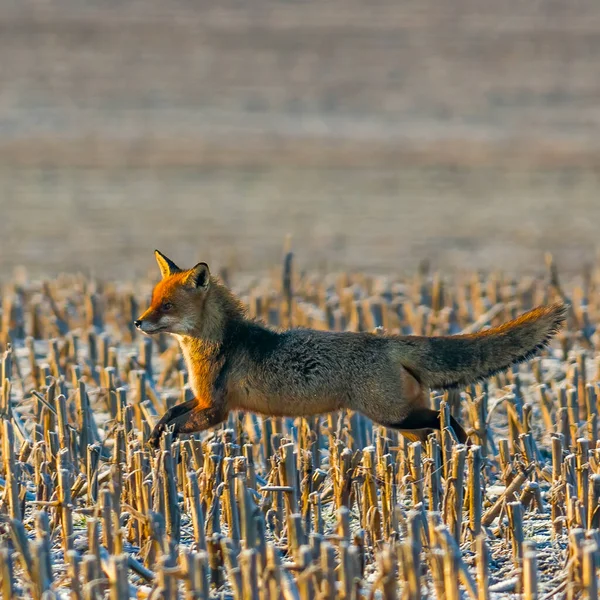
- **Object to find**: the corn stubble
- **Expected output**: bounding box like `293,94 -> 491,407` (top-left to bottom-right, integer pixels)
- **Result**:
0,251 -> 599,599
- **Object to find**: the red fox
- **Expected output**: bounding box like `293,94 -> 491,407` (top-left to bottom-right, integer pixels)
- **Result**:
136,250 -> 566,449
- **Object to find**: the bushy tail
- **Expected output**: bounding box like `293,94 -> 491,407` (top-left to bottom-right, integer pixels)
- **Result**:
395,303 -> 566,389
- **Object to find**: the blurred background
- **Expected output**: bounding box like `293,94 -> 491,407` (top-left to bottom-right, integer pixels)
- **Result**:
1,1 -> 599,279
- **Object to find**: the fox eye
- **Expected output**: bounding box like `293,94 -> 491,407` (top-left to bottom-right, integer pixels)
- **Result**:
162,302 -> 173,311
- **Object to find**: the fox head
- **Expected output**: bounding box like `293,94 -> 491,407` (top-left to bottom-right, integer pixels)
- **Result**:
135,250 -> 212,336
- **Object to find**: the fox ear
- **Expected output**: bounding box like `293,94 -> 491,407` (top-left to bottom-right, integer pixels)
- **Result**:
184,262 -> 210,290
154,250 -> 181,279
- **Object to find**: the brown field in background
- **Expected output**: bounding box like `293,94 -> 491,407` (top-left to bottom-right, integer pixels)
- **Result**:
1,1 -> 599,277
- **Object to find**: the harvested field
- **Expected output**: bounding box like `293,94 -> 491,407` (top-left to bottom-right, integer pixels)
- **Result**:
1,0 -> 599,596
0,250 -> 598,598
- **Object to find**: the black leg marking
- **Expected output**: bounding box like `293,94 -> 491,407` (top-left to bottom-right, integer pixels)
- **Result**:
148,398 -> 198,449
148,398 -> 227,450
387,407 -> 469,444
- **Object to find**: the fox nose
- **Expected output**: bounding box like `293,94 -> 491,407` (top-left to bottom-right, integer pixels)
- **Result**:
134,320 -> 142,328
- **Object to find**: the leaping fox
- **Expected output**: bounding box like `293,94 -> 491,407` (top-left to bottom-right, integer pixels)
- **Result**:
135,250 -> 566,449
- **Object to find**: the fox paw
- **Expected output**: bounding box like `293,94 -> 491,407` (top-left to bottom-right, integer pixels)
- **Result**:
148,421 -> 167,450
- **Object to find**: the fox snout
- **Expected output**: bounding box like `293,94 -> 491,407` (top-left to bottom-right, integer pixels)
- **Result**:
135,315 -> 158,334
134,318 -> 153,331
135,308 -> 167,334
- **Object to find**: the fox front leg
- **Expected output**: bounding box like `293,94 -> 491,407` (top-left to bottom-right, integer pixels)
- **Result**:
148,398 -> 227,449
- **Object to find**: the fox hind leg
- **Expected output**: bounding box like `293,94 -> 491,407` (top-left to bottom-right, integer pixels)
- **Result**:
384,407 -> 469,445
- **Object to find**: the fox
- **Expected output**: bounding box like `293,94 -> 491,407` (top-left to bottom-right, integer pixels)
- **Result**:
135,250 -> 566,450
